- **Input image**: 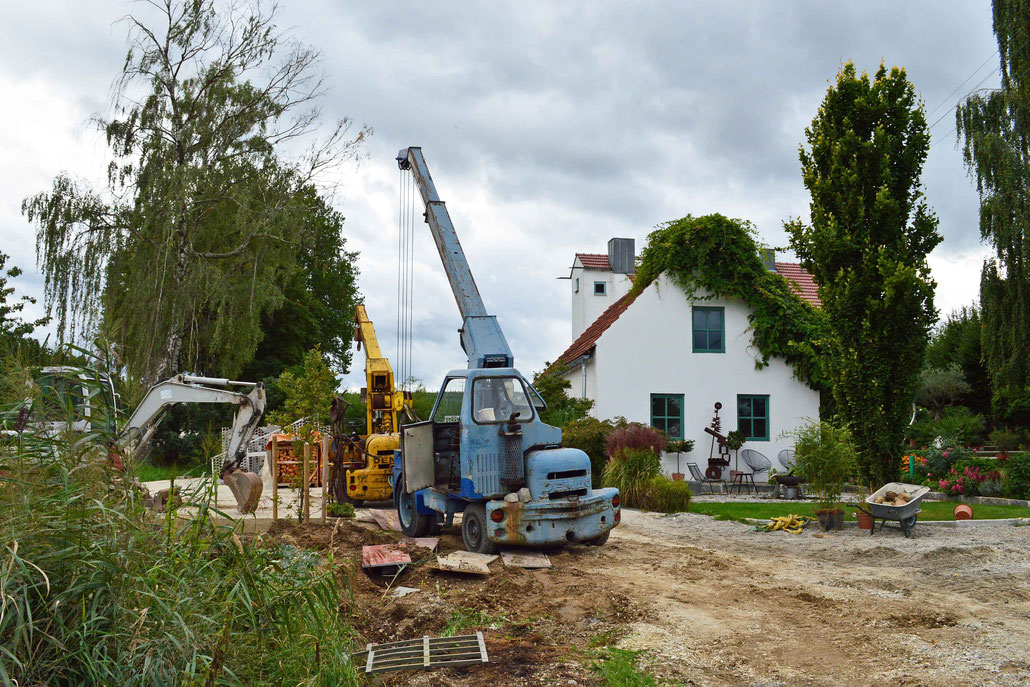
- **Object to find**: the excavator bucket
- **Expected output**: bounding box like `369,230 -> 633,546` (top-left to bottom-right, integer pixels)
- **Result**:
222,469 -> 263,513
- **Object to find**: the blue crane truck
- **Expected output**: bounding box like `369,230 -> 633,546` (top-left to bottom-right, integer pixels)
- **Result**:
392,146 -> 621,554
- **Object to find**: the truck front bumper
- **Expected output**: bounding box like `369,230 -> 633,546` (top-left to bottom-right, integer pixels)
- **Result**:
483,487 -> 620,546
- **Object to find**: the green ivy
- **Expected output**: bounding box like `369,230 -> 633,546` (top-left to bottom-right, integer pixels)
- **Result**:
633,214 -> 829,389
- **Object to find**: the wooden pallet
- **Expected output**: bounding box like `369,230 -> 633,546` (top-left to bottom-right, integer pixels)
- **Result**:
353,632 -> 488,674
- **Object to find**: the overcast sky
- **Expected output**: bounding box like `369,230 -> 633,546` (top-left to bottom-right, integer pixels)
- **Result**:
0,1 -> 1000,391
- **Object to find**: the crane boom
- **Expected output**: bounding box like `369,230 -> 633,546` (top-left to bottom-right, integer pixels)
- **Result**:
354,304 -> 407,434
397,146 -> 514,369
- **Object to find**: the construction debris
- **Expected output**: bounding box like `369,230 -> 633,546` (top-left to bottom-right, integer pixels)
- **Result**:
353,633 -> 489,674
500,548 -> 551,569
362,544 -> 412,574
368,508 -> 402,532
391,586 -> 420,598
434,551 -> 498,575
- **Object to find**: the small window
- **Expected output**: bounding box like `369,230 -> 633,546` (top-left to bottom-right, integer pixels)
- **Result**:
737,394 -> 770,441
594,281 -> 607,295
574,277 -> 580,293
432,377 -> 466,423
692,306 -> 724,353
650,393 -> 684,440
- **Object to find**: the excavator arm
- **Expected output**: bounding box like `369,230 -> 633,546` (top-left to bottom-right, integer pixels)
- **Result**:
121,374 -> 266,513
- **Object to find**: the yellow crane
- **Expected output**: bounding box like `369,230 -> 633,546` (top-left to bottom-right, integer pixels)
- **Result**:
336,305 -> 412,504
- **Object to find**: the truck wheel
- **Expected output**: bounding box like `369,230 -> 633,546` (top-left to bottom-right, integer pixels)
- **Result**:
585,531 -> 610,546
461,503 -> 498,554
395,474 -> 431,537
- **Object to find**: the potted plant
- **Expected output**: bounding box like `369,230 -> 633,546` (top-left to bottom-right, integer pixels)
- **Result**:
666,439 -> 695,481
789,420 -> 858,531
726,430 -> 745,475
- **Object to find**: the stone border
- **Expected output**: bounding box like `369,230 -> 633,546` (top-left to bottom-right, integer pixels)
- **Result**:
925,492 -> 1030,508
742,516 -> 1030,529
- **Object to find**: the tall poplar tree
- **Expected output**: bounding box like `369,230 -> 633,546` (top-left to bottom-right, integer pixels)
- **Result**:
788,63 -> 941,484
23,0 -> 368,383
957,0 -> 1030,422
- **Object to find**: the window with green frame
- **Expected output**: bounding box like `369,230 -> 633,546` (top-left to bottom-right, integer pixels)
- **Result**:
650,393 -> 684,440
737,394 -> 769,441
692,306 -> 724,353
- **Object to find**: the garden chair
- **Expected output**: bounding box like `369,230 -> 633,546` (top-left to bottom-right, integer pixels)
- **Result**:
686,462 -> 722,495
777,449 -> 796,472
736,449 -> 772,495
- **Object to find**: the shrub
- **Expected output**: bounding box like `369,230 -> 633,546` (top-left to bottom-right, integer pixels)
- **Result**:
646,477 -> 692,513
327,501 -> 356,518
989,427 -> 1022,452
788,420 -> 858,509
603,447 -> 662,507
1004,453 -> 1030,499
938,461 -> 1003,497
922,438 -> 973,480
562,416 -> 617,485
909,406 -> 985,447
606,422 -> 667,459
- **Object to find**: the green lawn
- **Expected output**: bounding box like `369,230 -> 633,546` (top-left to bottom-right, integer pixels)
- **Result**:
134,463 -> 207,483
690,499 -> 1030,523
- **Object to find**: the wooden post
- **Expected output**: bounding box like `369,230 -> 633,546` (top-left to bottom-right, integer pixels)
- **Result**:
302,442 -> 311,522
321,435 -> 329,523
271,436 -> 279,521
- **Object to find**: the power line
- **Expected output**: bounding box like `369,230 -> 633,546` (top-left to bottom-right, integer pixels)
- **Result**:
924,49 -> 998,120
929,66 -> 1002,132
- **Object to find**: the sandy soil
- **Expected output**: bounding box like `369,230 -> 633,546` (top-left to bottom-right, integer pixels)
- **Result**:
267,509 -> 1030,686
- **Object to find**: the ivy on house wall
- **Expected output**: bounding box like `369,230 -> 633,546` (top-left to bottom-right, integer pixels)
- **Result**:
632,213 -> 829,390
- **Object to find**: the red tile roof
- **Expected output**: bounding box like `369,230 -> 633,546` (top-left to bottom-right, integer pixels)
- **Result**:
553,289 -> 643,368
551,263 -> 821,371
575,253 -> 611,270
775,262 -> 821,308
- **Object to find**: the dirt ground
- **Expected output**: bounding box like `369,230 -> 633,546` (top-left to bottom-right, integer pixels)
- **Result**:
268,509 -> 1030,687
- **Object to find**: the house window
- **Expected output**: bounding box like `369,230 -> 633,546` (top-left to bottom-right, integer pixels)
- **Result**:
594,281 -> 607,295
574,277 -> 580,293
651,393 -> 684,440
692,306 -> 724,353
737,394 -> 769,441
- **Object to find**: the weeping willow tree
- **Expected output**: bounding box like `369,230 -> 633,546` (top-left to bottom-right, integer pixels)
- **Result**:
23,0 -> 368,383
958,0 -> 1030,422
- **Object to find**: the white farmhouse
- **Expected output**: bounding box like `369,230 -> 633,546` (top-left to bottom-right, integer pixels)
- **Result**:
554,238 -> 822,480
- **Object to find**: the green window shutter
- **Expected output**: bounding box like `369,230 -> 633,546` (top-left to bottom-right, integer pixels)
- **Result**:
691,306 -> 725,353
650,393 -> 684,440
736,394 -> 770,441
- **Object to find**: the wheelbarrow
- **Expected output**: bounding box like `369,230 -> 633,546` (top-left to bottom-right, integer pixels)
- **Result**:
852,482 -> 930,538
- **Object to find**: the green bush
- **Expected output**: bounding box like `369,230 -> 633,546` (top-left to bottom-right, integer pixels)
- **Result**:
603,447 -> 662,507
989,427 -> 1022,451
562,416 -> 617,485
1004,453 -> 1030,499
909,406 -> 985,447
922,438 -> 973,479
646,478 -> 692,513
788,419 -> 858,508
327,501 -> 356,518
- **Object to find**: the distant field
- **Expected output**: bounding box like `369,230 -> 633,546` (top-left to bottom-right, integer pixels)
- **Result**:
690,500 -> 1030,523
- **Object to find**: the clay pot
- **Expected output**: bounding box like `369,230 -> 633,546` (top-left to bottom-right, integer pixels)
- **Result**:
954,504 -> 973,520
671,473 -> 685,482
855,511 -> 873,530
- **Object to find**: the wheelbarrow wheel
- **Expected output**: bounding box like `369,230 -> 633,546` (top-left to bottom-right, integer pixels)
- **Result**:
902,514 -> 917,538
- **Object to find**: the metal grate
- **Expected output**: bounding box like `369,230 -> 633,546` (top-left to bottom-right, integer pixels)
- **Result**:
354,633 -> 488,674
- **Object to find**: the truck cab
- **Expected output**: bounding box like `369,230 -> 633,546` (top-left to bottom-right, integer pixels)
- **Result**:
395,368 -> 620,552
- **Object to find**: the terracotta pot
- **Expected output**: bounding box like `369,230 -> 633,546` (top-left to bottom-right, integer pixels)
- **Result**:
954,504 -> 974,520
671,473 -> 685,482
856,511 -> 873,530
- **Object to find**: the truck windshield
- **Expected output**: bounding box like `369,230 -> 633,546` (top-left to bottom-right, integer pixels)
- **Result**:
471,377 -> 534,424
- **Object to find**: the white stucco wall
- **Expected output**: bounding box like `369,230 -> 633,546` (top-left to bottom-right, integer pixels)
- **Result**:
570,261 -> 634,340
562,274 -> 820,479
